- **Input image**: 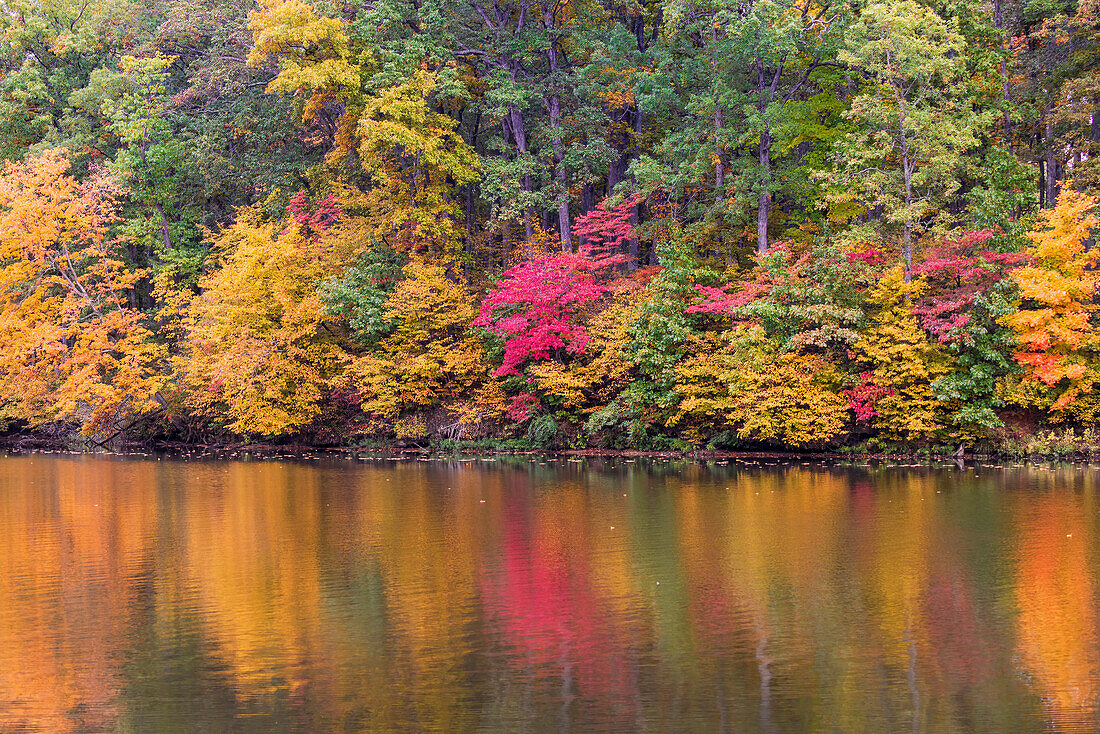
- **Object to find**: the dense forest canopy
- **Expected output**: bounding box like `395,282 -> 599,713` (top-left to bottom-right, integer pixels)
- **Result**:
0,0 -> 1098,450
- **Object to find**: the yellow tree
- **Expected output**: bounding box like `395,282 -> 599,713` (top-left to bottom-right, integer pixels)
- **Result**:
247,0 -> 360,127
344,257 -> 499,439
0,149 -> 167,435
672,327 -> 850,448
179,203 -> 351,436
1007,191 -> 1100,411
355,71 -> 480,254
249,3 -> 478,256
853,268 -> 948,443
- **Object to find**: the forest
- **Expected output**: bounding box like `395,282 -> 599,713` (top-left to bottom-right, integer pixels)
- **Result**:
0,0 -> 1097,452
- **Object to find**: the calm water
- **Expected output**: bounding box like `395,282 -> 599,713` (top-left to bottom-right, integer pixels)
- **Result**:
0,454 -> 1098,732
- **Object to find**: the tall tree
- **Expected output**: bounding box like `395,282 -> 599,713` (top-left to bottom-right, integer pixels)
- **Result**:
826,0 -> 984,276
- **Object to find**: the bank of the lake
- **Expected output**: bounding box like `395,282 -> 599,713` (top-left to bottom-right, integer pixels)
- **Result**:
5,423 -> 1100,464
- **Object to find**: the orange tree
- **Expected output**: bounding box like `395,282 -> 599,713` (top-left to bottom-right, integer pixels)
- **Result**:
0,148 -> 167,435
1006,192 -> 1100,412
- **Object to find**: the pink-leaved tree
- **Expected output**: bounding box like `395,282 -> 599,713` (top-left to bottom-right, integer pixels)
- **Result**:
475,198 -> 631,379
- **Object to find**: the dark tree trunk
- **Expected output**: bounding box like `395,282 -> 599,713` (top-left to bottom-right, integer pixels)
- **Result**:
1044,102 -> 1059,208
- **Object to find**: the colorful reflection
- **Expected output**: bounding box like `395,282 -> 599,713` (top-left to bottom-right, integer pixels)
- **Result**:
0,455 -> 1097,732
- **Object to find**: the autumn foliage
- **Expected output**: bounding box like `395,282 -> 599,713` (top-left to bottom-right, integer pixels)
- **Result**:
1007,192 -> 1100,411
1,0 -> 1099,454
3,150 -> 1100,451
0,149 -> 166,435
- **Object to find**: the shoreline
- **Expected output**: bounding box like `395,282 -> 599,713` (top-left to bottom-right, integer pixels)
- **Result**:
3,430 -> 1096,464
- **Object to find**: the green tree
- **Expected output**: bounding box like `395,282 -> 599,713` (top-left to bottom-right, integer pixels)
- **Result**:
826,0 -> 985,276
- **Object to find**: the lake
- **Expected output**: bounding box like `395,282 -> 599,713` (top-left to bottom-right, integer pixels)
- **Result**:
0,453 -> 1096,732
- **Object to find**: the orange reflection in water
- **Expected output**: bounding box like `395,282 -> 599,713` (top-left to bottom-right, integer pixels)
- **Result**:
1015,492 -> 1100,729
0,457 -> 157,733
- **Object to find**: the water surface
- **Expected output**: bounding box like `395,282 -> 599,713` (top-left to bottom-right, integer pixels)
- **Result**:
0,454 -> 1097,732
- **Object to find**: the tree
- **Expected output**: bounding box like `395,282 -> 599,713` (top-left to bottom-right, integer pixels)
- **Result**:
826,0 -> 984,276
0,149 -> 167,435
623,226 -> 718,428
355,71 -> 480,254
179,202 -> 349,436
344,257 -> 492,439
475,244 -> 622,378
247,0 -> 360,128
105,55 -> 200,263
688,241 -> 866,360
672,327 -> 850,448
853,268 -> 948,443
1006,191 -> 1100,411
912,230 -> 1025,435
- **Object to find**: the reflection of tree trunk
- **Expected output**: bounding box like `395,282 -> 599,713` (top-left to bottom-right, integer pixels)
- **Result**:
559,630 -> 573,734
906,627 -> 921,734
757,632 -> 777,734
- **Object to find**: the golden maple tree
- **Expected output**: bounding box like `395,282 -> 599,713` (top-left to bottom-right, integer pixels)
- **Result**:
0,149 -> 167,435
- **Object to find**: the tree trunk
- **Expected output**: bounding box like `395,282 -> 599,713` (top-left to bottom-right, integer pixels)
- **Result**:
1039,160 -> 1046,210
549,94 -> 571,252
712,27 -> 724,190
1044,102 -> 1059,209
993,0 -> 1011,137
629,106 -> 643,270
903,157 -> 913,281
757,129 -> 771,254
507,106 -> 535,242
137,142 -> 173,252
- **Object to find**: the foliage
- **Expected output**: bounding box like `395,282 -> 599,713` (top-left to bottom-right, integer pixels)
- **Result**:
1006,192 -> 1100,411
355,71 -> 480,253
913,230 -> 1026,435
475,245 -> 622,378
319,241 -> 408,348
343,257 -> 492,437
671,328 -> 850,448
0,149 -> 167,434
824,0 -> 983,270
0,0 -> 1096,449
853,268 -> 949,443
689,241 -> 867,359
625,227 -> 718,428
179,202 -> 349,436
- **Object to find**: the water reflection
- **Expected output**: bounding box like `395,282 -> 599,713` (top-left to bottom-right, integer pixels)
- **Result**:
0,456 -> 1097,732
